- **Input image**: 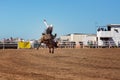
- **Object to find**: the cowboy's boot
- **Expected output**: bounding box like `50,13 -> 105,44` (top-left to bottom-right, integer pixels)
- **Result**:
54,33 -> 57,38
51,33 -> 57,39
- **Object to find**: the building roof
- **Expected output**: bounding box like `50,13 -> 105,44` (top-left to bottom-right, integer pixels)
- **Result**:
72,33 -> 96,35
65,33 -> 96,36
107,24 -> 120,27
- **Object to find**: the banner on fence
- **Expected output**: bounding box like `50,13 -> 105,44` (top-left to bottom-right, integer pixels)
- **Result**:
18,41 -> 31,49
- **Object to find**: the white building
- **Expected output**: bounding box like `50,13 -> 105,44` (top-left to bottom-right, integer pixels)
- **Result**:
97,24 -> 120,47
60,33 -> 96,46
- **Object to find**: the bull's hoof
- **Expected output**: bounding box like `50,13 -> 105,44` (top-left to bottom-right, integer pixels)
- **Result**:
52,51 -> 54,54
49,51 -> 51,53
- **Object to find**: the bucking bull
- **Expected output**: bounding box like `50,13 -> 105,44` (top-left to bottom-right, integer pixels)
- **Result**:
37,33 -> 58,53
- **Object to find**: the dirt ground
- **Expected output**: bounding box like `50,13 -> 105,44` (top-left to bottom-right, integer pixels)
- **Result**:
0,48 -> 120,80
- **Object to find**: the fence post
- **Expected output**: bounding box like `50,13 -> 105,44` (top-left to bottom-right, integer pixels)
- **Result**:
3,42 -> 5,50
108,41 -> 110,48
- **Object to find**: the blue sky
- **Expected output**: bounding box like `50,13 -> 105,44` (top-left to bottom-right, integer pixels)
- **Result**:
0,0 -> 120,40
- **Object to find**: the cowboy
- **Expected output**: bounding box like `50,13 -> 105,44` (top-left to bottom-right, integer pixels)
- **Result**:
46,24 -> 53,34
43,19 -> 56,39
44,19 -> 53,35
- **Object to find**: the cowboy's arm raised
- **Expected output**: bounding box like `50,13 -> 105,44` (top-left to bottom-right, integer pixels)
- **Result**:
44,19 -> 49,28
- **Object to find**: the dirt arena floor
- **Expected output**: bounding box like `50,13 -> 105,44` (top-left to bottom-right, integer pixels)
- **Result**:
0,48 -> 120,80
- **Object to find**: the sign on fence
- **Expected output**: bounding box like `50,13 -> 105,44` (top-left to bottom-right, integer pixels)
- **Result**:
18,41 -> 31,49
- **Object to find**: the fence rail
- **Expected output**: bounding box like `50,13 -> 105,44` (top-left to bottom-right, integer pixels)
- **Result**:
0,43 -> 18,49
59,41 -> 120,48
0,41 -> 120,49
85,41 -> 120,48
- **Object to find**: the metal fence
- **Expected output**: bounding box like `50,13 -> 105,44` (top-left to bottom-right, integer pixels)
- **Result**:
83,41 -> 120,48
0,43 -> 18,49
58,41 -> 76,48
58,41 -> 120,48
0,41 -> 120,49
